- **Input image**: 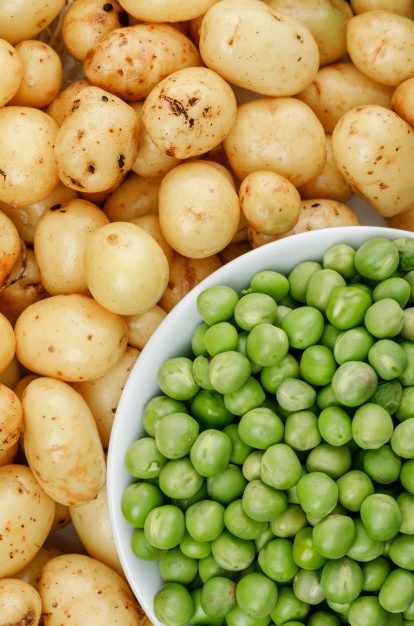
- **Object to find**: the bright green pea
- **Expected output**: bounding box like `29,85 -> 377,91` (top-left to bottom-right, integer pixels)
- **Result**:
185,500 -> 224,542
225,605 -> 271,626
281,306 -> 324,349
159,548 -> 198,584
260,354 -> 300,393
293,527 -> 326,570
337,470 -> 374,513
318,406 -> 352,447
154,582 -> 194,626
158,357 -> 199,401
242,479 -> 287,522
402,308 -> 414,341
276,378 -> 316,412
389,535 -> 414,570
255,526 -> 275,552
333,327 -> 374,364
394,237 -> 414,271
270,586 -> 310,626
236,572 -> 278,619
121,481 -> 164,528
379,568 -> 414,613
271,505 -> 307,539
198,555 -> 235,584
396,387 -> 414,422
308,610 -> 341,626
347,518 -> 384,562
209,350 -> 251,395
201,576 -> 236,618
348,596 -> 387,626
124,437 -> 167,479
401,342 -> 414,386
242,450 -> 264,481
144,504 -> 185,550
326,285 -> 372,330
234,293 -> 278,330
155,412 -> 199,460
131,528 -> 165,561
284,411 -> 320,452
331,361 -> 377,407
204,322 -> 238,356
368,339 -> 408,380
300,345 -> 336,386
325,600 -> 350,618
316,384 -> 342,410
190,429 -> 232,478
246,323 -> 289,367
224,376 -> 265,416
223,423 -> 253,465
260,443 -> 303,491
362,557 -> 392,591
180,533 -> 211,559
306,269 -> 346,312
296,472 -> 338,518
158,458 -> 203,500
197,286 -> 239,325
360,493 -> 402,542
238,407 -> 284,450
192,356 -> 214,391
352,403 -> 394,450
405,599 -> 414,621
373,276 -> 411,308
392,418 -> 414,458
372,380 -> 403,415
320,324 -> 342,351
190,389 -> 233,429
323,243 -> 356,279
288,261 -> 322,303
354,237 -> 400,281
143,395 -> 188,437
306,443 -> 351,478
191,588 -> 224,625
363,445 -> 401,484
398,492 -> 414,534
224,499 -> 268,540
320,557 -> 363,604
401,461 -> 414,494
258,538 -> 298,583
192,322 -> 209,356
313,515 -> 356,559
293,569 -> 325,605
207,464 -> 247,505
365,298 -> 405,338
249,270 -> 290,302
211,530 -> 255,572
276,305 -> 292,324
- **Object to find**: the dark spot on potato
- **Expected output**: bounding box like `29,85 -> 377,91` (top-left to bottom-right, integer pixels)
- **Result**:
118,69 -> 124,76
47,346 -> 55,353
69,177 -> 84,189
311,203 -> 320,208
118,11 -> 129,26
296,34 -> 304,42
8,49 -> 13,56
107,233 -> 118,244
88,163 -> 95,173
379,182 -> 389,189
77,129 -> 85,140
101,95 -> 109,102
71,99 -> 80,112
118,154 -> 125,169
163,95 -> 187,118
126,56 -> 133,65
0,168 -> 7,182
87,334 -> 93,341
188,97 -> 199,107
103,2 -> 113,11
297,57 -> 302,62
166,147 -> 175,157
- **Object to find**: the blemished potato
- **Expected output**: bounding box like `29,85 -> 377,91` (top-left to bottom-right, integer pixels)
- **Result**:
264,0 -> 347,66
15,294 -> 128,382
54,86 -> 139,193
15,545 -> 61,587
132,126 -> 182,179
392,77 -> 414,127
351,0 -> 414,18
39,554 -> 149,626
47,79 -> 92,126
0,383 -> 22,453
224,97 -> 326,187
127,305 -> 167,350
0,578 -> 42,626
0,356 -> 20,390
118,0 -> 218,21
0,313 -> 16,374
72,346 -> 139,449
0,210 -> 21,286
346,10 -> 414,87
0,39 -> 23,106
22,377 -> 106,507
131,214 -> 174,264
0,107 -> 59,209
0,464 -> 55,577
84,222 -> 169,315
62,0 -> 129,61
332,105 -> 414,217
0,249 -> 47,325
103,175 -> 160,221
239,171 -> 301,236
159,161 -> 240,258
297,62 -> 394,134
10,40 -> 63,108
34,198 -> 109,295
0,0 -> 65,44
199,0 -> 319,96
0,442 -> 18,467
84,24 -> 201,101
160,254 -> 222,312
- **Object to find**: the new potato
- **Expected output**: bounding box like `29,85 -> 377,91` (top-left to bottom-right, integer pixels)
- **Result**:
0,383 -> 22,453
131,214 -> 175,264
127,305 -> 168,350
0,313 -> 16,374
103,174 -> 160,221
11,40 -> 63,109
351,0 -> 414,18
0,210 -> 20,286
0,0 -> 65,44
117,0 -> 218,21
392,77 -> 414,127
15,545 -> 62,588
160,254 -> 222,312
0,578 -> 42,626
0,249 -> 46,325
0,39 -> 23,107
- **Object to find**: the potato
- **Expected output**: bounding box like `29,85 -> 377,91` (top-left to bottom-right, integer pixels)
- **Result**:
132,126 -> 182,179
0,442 -> 18,467
47,79 -> 92,126
0,356 -> 20,390
127,305 -> 167,350
52,502 -> 71,531
0,249 -> 47,325
159,161 -> 240,258
388,207 -> 414,230
54,86 -> 139,193
351,0 -> 414,18
0,313 -> 16,374
0,107 -> 59,209
347,10 -> 414,87
118,0 -> 218,21
22,377 -> 106,506
10,40 -> 63,108
15,545 -> 61,587
0,39 -> 23,106
84,222 -> 169,315
297,61 -> 393,134
103,175 -> 160,221
0,578 -> 42,626
160,254 -> 222,312
0,0 -> 65,44
34,198 -> 109,295
0,464 -> 55,577
231,212 -> 249,243
15,294 -> 128,382
0,210 -> 21,288
73,346 -> 139,448
333,0 -> 354,19
392,77 -> 414,127
84,24 -> 201,101
131,214 -> 174,264
62,0 -> 129,61
224,97 -> 326,186
0,383 -> 22,453
199,0 -> 319,97
332,105 -> 414,217
14,375 -> 39,401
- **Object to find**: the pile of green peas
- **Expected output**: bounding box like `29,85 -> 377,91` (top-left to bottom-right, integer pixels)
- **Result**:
121,236 -> 414,626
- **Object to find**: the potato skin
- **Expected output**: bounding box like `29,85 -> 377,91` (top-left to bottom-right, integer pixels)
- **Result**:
0,39 -> 23,106
0,578 -> 42,626
392,77 -> 414,127
0,383 -> 22,453
0,0 -> 65,44
118,0 -> 218,22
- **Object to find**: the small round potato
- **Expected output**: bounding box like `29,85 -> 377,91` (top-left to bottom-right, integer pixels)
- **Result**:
0,0 -> 65,44
0,464 -> 55,577
347,10 -> 414,87
84,24 -> 201,101
10,40 -> 63,108
351,0 -> 414,18
224,97 -> 326,186
0,578 -> 42,626
103,175 -> 160,221
127,305 -> 167,350
160,254 -> 222,312
159,161 -> 240,258
132,126 -> 182,179
0,39 -> 23,106
0,383 -> 22,453
15,294 -> 128,381
143,67 -> 237,159
392,77 -> 414,126
0,442 -> 18,467
0,249 -> 46,325
47,79 -> 92,126
199,0 -> 319,96
117,0 -> 218,21
131,214 -> 174,264
15,545 -> 61,587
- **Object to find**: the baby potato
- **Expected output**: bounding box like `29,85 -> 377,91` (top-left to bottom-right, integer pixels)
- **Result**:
34,198 -> 109,295
0,210 -> 21,286
351,0 -> 414,18
392,77 -> 414,127
39,554 -> 148,626
127,305 -> 167,350
118,0 -> 218,21
13,375 -> 39,401
131,214 -> 174,264
0,249 -> 47,325
0,0 -> 65,44
132,126 -> 182,179
332,105 -> 414,217
0,313 -> 16,375
22,377 -> 106,507
199,0 -> 319,97
0,383 -> 22,453
347,10 -> 414,87
0,107 -> 59,209
224,97 -> 326,186
0,442 -> 18,467
160,254 -> 222,312
159,161 -> 240,258
47,79 -> 92,126
0,39 -> 23,106
0,357 -> 20,390
62,0 -> 129,61
0,464 -> 55,577
388,207 -> 414,230
0,578 -> 42,626
54,86 -> 139,193
15,545 -> 61,587
10,40 -> 63,108
103,174 -> 160,221
15,294 -> 128,382
84,24 -> 201,101
239,171 -> 301,236
297,61 -> 393,134
72,346 -> 139,448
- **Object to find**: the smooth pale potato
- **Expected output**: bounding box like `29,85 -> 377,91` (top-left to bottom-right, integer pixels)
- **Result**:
47,79 -> 92,126
0,578 -> 42,626
132,126 -> 182,179
84,222 -> 169,315
297,61 -> 394,134
0,313 -> 16,374
0,39 -> 23,106
0,464 -> 55,577
0,383 -> 22,453
298,135 -> 353,202
347,10 -> 414,87
0,442 -> 18,467
351,0 -> 414,18
0,0 -> 65,44
264,0 -> 347,66
0,210 -> 21,286
54,86 -> 139,193
13,375 -> 39,400
160,254 -> 222,312
73,346 -> 139,449
392,77 -> 414,126
127,305 -> 167,350
34,198 -> 109,295
332,105 -> 414,217
231,212 -> 249,243
22,377 -> 106,507
224,97 -> 326,186
62,0 -> 129,61
52,502 -> 72,531
131,214 -> 174,264
0,356 -> 20,389
103,175 -> 160,221
331,0 -> 354,19
0,249 -> 47,325
80,177 -> 126,205
15,545 -> 61,587
15,294 -> 128,381
118,0 -> 218,21
158,161 -> 240,258
10,40 -> 63,108
239,170 -> 301,236
0,107 -> 59,209
84,24 -> 201,101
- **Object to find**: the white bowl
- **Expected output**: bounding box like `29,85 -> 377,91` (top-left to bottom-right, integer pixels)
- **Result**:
107,224 -> 410,625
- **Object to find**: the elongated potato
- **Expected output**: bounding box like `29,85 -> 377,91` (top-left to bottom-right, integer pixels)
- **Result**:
127,305 -> 167,350
0,578 -> 42,626
0,383 -> 22,453
15,294 -> 128,381
0,39 -> 23,106
160,254 -> 222,312
0,249 -> 47,325
0,464 -> 55,577
22,377 -> 106,507
11,40 -> 63,109
118,0 -> 218,21
0,0 -> 65,44
392,77 -> 414,127
103,175 -> 160,222
15,545 -> 62,587
351,0 -> 414,18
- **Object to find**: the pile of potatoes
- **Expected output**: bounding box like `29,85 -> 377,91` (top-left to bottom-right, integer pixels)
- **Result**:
1,0 -> 414,623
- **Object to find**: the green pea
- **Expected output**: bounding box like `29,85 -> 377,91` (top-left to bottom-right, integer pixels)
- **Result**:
224,376 -> 266,416
204,322 -> 238,356
242,479 -> 287,522
331,361 -> 377,407
284,410 -> 321,452
234,292 -> 278,330
372,380 -> 403,415
306,443 -> 351,478
246,323 -> 289,367
190,389 -> 233,429
352,403 -> 394,450
313,515 -> 356,559
258,538 -> 298,583
293,527 -> 326,570
402,307 -> 414,341
337,470 -> 374,513
192,322 -> 209,357
242,450 -> 264,482
207,464 -> 247,505
394,237 -> 414,271
300,345 -> 336,386
180,533 -> 211,559
293,569 -> 325,605
320,557 -> 363,604
365,299 -> 405,338
172,482 -> 208,512
143,395 -> 188,437
238,407 -> 284,450
144,504 -> 185,550
308,610 -> 341,626
159,548 -> 198,584
197,285 -> 239,325
401,342 -> 414,386
224,499 -> 268,540
260,443 -> 303,490
255,526 -> 275,552
401,460 -> 414,494
154,582 -> 194,626
200,576 -> 236,618
249,270 -> 290,302
373,276 -> 411,308
192,356 -> 214,391
276,378 -> 316,412
124,437 -> 167,479
276,305 -> 293,325
121,481 -> 164,528
362,557 -> 392,591
159,458 -> 203,500
198,555 -> 235,584
223,423 -> 253,465
155,412 -> 199,460
368,339 -> 408,380
131,528 -> 165,561
360,493 -> 402,542
389,535 -> 414,570
318,406 -> 352,447
398,492 -> 414,534
270,586 -> 310,625
296,472 -> 338,518
333,327 -> 374,364
288,261 -> 322,303
211,530 -> 255,572
306,269 -> 346,312
347,518 -> 384,562
191,588 -> 224,625
392,418 -> 414,458
326,285 -> 372,330
316,384 -> 342,410
190,429 -> 232,478
323,243 -> 356,279
405,599 -> 414,620
281,306 -> 324,349
325,600 -> 350,618
236,572 -> 278,619
397,387 -> 414,422
209,350 -> 251,395
158,356 -> 199,400
363,445 -> 401,484
354,237 -> 400,281
260,354 -> 300,393
185,500 -> 224,542
270,505 -> 307,539
348,596 -> 387,626
320,324 -> 343,351
225,605 -> 271,626
379,568 -> 414,613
